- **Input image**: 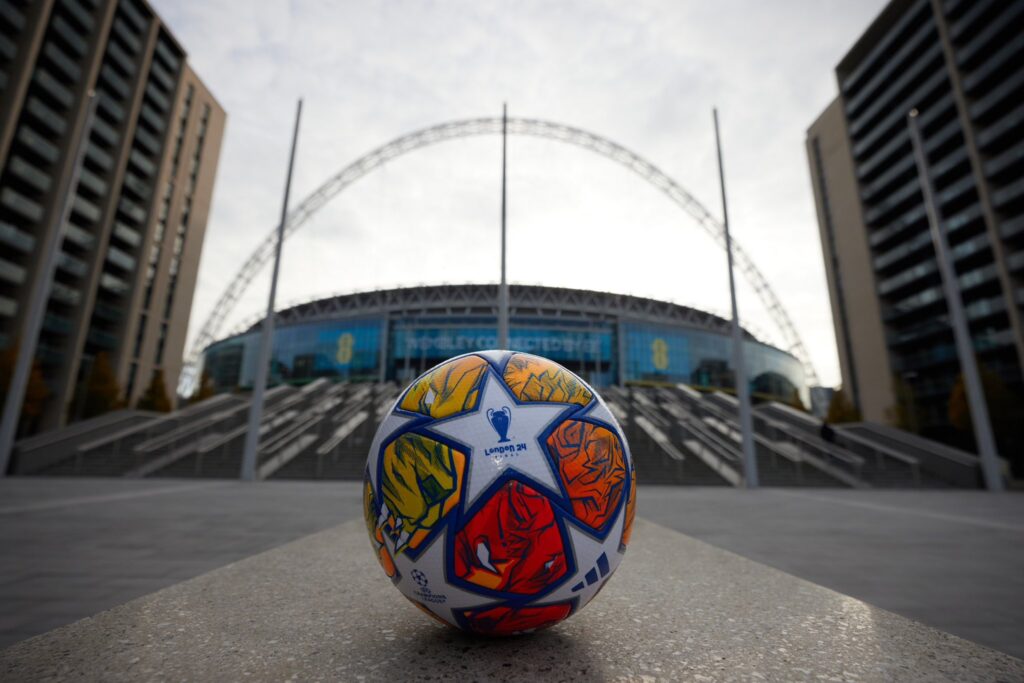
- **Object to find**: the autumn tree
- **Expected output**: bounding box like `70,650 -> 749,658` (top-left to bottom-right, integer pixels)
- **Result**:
948,368 -> 1022,433
787,389 -> 806,412
0,344 -> 50,434
826,388 -> 861,424
886,375 -> 919,432
136,369 -> 172,412
82,352 -> 122,418
189,370 -> 216,404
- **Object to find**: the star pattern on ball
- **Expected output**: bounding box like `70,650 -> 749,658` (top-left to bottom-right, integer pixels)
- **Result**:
426,371 -> 572,510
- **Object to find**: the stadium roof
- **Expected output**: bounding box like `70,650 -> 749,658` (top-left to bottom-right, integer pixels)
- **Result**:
237,283 -> 760,344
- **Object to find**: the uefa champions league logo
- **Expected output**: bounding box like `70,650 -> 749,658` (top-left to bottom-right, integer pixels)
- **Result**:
486,406 -> 512,443
484,406 -> 528,458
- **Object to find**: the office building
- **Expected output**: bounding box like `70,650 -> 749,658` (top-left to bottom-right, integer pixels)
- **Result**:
807,0 -> 1023,460
0,0 -> 225,432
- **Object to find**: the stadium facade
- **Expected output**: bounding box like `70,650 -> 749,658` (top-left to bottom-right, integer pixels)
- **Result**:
201,284 -> 807,404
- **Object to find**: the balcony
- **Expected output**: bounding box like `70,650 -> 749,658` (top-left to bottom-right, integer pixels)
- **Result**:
840,0 -> 929,94
118,196 -> 147,224
63,223 -> 94,249
99,272 -> 129,296
57,251 -> 88,278
962,34 -> 1024,94
97,94 -> 126,124
91,300 -> 122,323
121,171 -> 151,201
41,41 -> 81,82
49,282 -> 81,306
111,17 -> 142,54
139,104 -> 167,134
154,39 -> 181,72
87,327 -> 118,349
0,220 -> 35,253
851,68 -> 948,162
118,0 -> 149,33
128,148 -> 157,177
113,221 -> 141,247
42,312 -> 73,335
1,187 -> 44,222
61,0 -> 96,31
0,257 -> 27,285
85,142 -> 114,171
849,42 -> 944,140
0,295 -> 16,318
0,0 -> 26,31
106,245 -> 136,272
99,63 -> 131,100
845,18 -> 937,119
8,155 -> 52,193
991,178 -> 1024,210
105,38 -> 137,77
144,81 -> 171,113
33,68 -> 74,108
72,195 -> 101,224
50,14 -> 88,56
91,116 -> 120,147
25,96 -> 67,136
956,1 -> 1024,68
77,167 -> 108,198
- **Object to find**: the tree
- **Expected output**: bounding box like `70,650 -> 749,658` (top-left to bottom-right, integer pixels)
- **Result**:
189,370 -> 216,404
136,369 -> 172,412
82,352 -> 122,418
887,375 -> 919,432
0,343 -> 51,433
787,389 -> 806,412
948,368 -> 1022,433
826,388 -> 861,424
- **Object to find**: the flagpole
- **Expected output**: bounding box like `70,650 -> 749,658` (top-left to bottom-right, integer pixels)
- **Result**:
498,103 -> 509,350
713,107 -> 758,488
907,109 -> 1003,491
241,98 -> 303,481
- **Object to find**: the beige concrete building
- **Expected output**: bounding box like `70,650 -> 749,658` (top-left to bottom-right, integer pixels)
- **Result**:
0,0 -> 225,433
806,99 -> 895,424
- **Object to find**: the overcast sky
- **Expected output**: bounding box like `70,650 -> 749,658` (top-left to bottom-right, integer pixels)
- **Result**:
153,0 -> 888,388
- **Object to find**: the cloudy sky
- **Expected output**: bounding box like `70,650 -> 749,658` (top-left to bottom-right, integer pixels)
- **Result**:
153,0 -> 888,388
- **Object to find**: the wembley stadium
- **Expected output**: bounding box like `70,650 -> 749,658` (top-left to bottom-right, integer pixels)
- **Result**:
200,283 -> 807,404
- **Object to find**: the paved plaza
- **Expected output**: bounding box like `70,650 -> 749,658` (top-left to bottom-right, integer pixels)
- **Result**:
0,478 -> 1022,662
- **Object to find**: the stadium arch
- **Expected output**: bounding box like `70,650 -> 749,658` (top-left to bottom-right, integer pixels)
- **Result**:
180,117 -> 819,394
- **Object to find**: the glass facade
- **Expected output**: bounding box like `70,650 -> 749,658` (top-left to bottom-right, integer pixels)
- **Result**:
203,314 -> 806,404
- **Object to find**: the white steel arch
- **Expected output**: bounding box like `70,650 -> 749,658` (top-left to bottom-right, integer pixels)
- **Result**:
181,117 -> 819,393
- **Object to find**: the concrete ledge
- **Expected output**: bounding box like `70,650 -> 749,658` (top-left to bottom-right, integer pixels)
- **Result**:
2,518 -> 1021,681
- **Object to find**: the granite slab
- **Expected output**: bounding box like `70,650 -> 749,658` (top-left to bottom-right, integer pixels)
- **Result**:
1,518 -> 1021,682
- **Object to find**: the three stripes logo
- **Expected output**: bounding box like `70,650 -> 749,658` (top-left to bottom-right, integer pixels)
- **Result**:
571,552 -> 610,592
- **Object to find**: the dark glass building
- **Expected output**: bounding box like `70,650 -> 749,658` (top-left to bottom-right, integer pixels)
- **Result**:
807,0 -> 1024,462
0,0 -> 226,432
201,284 -> 807,404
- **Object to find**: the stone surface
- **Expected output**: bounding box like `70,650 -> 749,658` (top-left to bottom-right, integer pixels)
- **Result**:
638,486 -> 1024,659
0,478 -> 360,648
1,518 -> 1021,682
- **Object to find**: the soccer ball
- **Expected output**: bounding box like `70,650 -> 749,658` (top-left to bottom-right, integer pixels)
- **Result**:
362,350 -> 637,635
